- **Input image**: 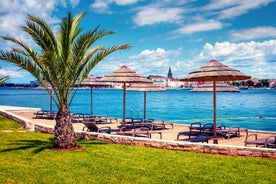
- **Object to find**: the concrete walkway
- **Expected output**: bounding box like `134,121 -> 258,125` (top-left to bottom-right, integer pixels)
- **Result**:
0,105 -> 40,112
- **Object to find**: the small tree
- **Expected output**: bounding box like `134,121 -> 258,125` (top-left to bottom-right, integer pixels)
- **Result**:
0,12 -> 130,149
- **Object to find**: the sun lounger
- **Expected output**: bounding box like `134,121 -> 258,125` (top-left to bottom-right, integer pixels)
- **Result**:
34,110 -> 49,119
140,119 -> 164,130
82,122 -> 111,134
46,111 -> 56,119
177,131 -> 208,143
244,134 -> 276,148
106,117 -> 118,124
94,115 -> 109,124
189,122 -> 213,138
132,118 -> 143,127
82,114 -> 110,124
71,113 -> 85,123
216,126 -> 241,139
152,120 -> 173,130
176,131 -> 189,140
120,118 -> 135,128
140,119 -> 173,130
190,135 -> 209,143
34,110 -> 56,119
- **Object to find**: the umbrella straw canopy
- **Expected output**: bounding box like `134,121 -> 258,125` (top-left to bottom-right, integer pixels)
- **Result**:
127,83 -> 166,120
181,59 -> 251,138
100,65 -> 152,122
100,65 -> 153,83
81,75 -> 109,87
182,59 -> 251,82
80,75 -> 110,115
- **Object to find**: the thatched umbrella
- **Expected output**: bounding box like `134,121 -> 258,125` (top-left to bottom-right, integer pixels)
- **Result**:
127,83 -> 166,120
191,82 -> 240,92
99,65 -> 152,122
181,59 -> 251,137
80,75 -> 110,115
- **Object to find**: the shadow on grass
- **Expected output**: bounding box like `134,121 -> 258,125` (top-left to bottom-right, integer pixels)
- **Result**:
1,138 -> 109,154
0,138 -> 54,154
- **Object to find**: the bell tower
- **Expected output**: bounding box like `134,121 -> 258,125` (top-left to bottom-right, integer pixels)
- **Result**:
167,67 -> 173,79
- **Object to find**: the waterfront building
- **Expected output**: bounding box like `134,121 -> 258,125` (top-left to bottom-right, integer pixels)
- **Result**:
149,75 -> 167,88
149,67 -> 185,89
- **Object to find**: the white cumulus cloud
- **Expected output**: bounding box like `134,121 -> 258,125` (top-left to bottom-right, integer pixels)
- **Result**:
0,0 -> 62,49
93,48 -> 183,78
128,48 -> 183,75
198,40 -> 276,78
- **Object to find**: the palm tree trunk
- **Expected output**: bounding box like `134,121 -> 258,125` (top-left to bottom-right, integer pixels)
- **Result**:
54,108 -> 76,148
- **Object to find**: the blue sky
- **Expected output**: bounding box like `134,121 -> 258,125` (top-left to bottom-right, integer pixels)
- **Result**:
0,0 -> 276,83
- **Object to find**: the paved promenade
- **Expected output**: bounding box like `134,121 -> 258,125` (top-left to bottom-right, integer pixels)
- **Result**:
1,105 -> 276,147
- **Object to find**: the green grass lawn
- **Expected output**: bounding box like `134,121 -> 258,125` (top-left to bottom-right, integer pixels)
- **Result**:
0,115 -> 276,184
0,115 -> 23,131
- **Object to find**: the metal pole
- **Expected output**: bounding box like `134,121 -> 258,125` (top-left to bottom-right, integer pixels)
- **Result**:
213,79 -> 217,137
144,91 -> 146,120
90,87 -> 93,115
123,82 -> 126,123
50,89 -> 53,113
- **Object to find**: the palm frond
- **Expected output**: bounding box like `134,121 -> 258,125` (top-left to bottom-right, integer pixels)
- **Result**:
69,12 -> 85,42
67,44 -> 130,106
23,14 -> 57,52
0,76 -> 9,85
0,51 -> 43,80
1,36 -> 40,63
82,44 -> 130,76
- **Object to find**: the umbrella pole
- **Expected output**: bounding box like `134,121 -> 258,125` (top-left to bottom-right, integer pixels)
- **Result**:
213,79 -> 217,137
123,82 -> 126,123
144,91 -> 146,120
90,87 -> 93,115
50,89 -> 53,113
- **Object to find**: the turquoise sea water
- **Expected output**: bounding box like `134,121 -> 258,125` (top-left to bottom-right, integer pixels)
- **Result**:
0,88 -> 275,131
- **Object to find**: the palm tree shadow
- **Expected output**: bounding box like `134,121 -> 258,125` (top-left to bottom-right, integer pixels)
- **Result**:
0,138 -> 54,154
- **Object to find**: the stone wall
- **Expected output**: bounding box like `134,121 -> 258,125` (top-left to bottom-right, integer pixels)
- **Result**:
34,124 -> 276,159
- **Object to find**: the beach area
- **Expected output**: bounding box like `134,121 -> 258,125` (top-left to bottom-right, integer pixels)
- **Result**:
4,108 -> 275,147
1,88 -> 276,132
1,87 -> 276,149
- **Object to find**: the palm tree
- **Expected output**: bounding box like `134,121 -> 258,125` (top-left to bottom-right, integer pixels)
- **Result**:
0,12 -> 130,149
